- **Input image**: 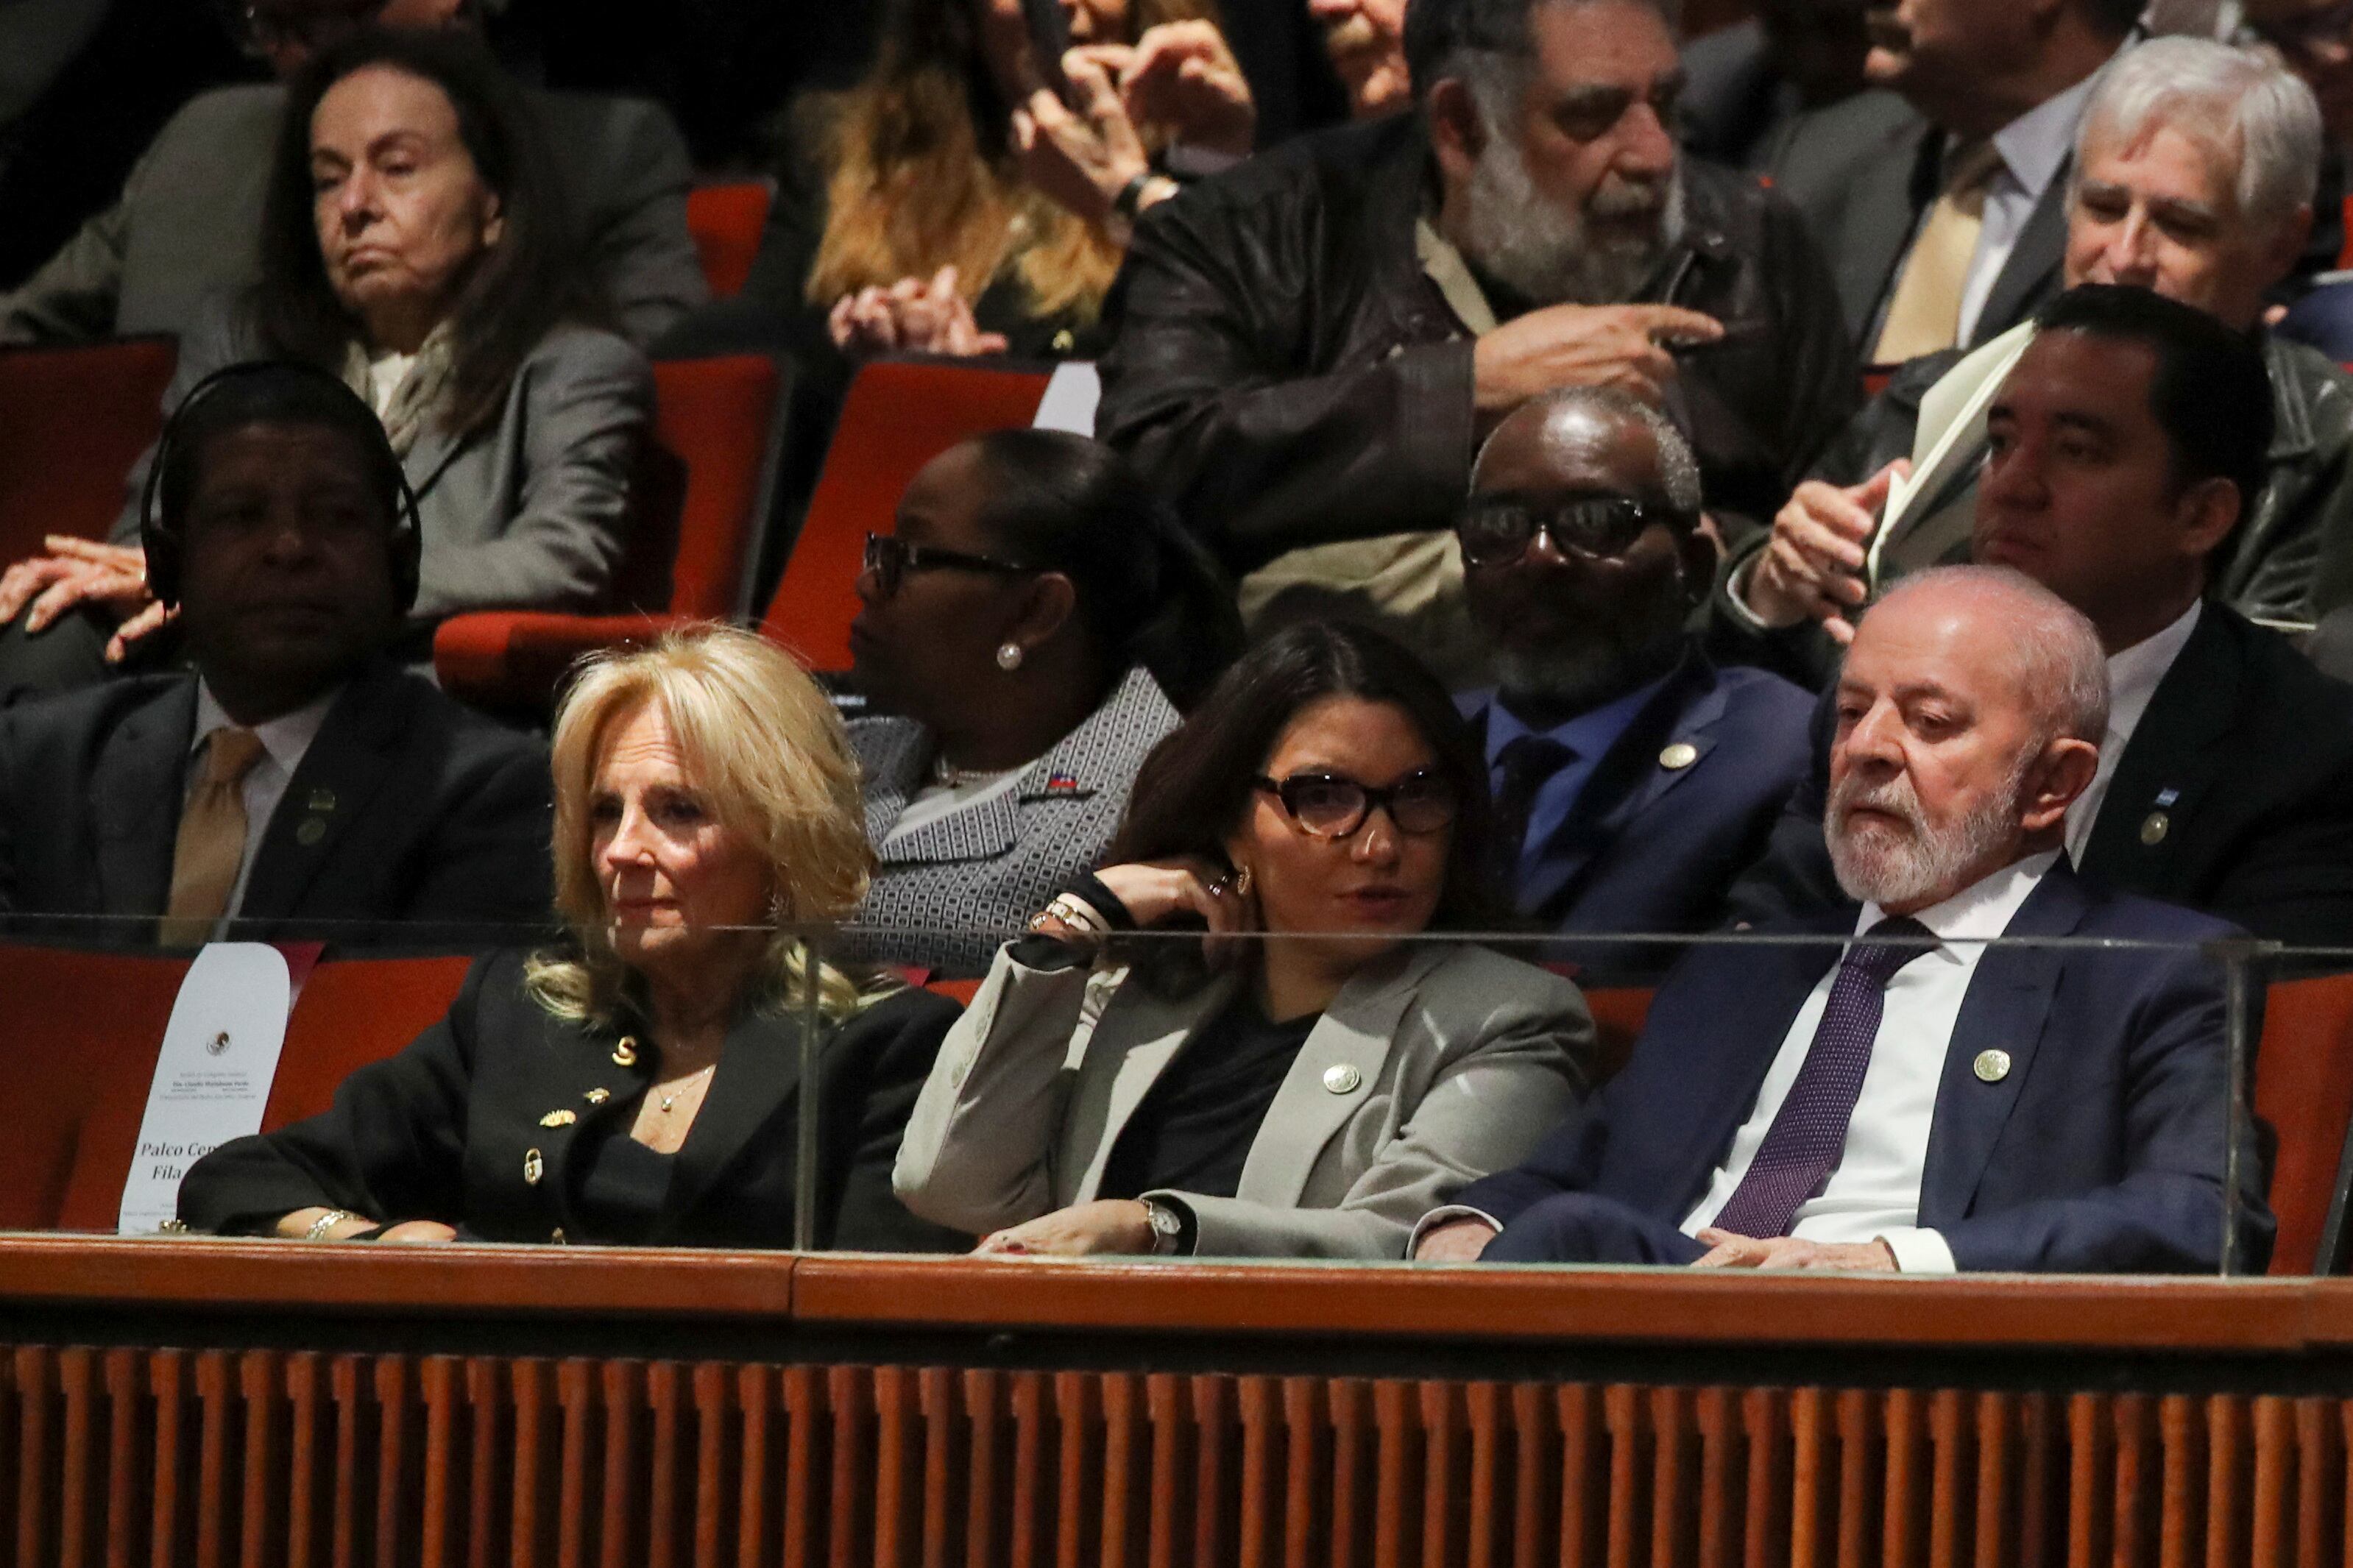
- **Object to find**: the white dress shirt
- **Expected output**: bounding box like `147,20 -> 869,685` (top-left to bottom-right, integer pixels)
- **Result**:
1952,70 -> 2100,345
1678,849 -> 2062,1272
2066,600 -> 2200,865
187,681 -> 339,928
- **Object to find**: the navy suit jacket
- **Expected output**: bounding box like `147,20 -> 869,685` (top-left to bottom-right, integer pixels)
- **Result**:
1454,865 -> 2273,1274
1468,653 -> 1814,984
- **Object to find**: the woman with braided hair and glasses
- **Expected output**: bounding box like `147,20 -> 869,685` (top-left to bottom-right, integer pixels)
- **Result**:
891,617 -> 1594,1260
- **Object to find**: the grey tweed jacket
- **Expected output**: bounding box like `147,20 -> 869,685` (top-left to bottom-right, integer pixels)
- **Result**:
843,665 -> 1179,979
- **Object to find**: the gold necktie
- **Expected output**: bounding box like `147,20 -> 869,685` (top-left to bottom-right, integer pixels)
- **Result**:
162,728 -> 268,946
1871,139 -> 2003,365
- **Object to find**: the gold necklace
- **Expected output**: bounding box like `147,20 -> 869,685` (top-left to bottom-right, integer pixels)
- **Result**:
657,1064 -> 715,1114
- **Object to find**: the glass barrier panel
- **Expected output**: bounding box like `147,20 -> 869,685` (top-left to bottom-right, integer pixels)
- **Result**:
0,904 -> 2330,1278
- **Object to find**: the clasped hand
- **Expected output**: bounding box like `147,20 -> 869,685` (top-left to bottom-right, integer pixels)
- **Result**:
0,536 -> 171,662
973,1198 -> 1153,1256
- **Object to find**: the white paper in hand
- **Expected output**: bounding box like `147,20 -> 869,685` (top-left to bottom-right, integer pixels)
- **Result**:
1866,322 -> 2039,593
117,943 -> 294,1235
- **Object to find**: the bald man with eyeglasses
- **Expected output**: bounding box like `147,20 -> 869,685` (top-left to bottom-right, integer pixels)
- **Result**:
1454,386 -> 1814,985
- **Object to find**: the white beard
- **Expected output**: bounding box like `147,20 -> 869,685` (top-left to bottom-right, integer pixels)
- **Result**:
1456,133 -> 1683,308
1826,762 -> 2028,912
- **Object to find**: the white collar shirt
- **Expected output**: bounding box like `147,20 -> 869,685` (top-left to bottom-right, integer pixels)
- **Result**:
1679,849 -> 2063,1271
2066,599 -> 2201,865
1953,69 -> 2101,344
186,681 -> 340,930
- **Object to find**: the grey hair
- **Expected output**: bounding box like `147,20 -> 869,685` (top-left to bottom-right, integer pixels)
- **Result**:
1872,566 -> 2112,748
1472,385 -> 1705,516
2075,37 -> 2323,238
1409,0 -> 1679,104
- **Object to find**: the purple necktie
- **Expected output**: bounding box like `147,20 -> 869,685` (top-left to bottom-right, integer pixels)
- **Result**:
1708,917 -> 1933,1239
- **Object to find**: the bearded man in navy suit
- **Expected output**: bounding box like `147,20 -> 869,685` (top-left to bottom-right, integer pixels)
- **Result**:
1456,387 -> 1813,982
1415,565 -> 2270,1274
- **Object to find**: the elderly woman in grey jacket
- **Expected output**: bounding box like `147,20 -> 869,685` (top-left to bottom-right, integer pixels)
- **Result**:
0,27 -> 649,692
894,620 -> 1593,1260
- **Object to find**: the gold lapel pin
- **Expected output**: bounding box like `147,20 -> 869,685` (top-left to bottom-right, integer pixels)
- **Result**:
295,817 -> 328,846
523,1148 -> 544,1185
1322,1063 -> 1361,1094
539,1110 -> 577,1128
1659,742 -> 1699,771
1973,1049 -> 2011,1083
2139,812 -> 2170,847
307,788 -> 336,812
584,1088 -> 610,1104
612,1036 -> 639,1067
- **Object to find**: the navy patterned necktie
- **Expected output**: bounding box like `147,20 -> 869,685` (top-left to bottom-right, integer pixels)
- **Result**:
1709,916 -> 1935,1239
1490,735 -> 1574,898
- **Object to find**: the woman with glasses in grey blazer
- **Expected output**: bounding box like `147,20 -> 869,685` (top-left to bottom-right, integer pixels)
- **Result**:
894,619 -> 1595,1260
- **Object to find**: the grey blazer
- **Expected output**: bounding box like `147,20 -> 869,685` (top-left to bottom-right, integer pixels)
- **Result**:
844,665 -> 1179,978
0,82 -> 707,350
108,297 -> 654,622
894,940 -> 1594,1258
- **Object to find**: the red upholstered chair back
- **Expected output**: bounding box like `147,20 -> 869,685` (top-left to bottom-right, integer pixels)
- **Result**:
760,359 -> 1051,670
1580,987 -> 1656,1089
686,181 -> 774,301
924,979 -> 983,1007
0,946 -> 195,1232
2256,971 -> 2353,1274
0,338 -> 177,567
640,354 -> 783,619
263,954 -> 476,1128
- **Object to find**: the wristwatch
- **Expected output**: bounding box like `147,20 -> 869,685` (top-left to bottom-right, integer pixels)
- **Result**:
1142,1197 -> 1187,1256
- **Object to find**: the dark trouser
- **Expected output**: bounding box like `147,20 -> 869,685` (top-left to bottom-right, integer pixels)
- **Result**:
1485,1192 -> 1710,1265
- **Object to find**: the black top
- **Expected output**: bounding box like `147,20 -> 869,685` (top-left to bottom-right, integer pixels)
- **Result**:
1097,990 -> 1319,1202
565,1099 -> 676,1243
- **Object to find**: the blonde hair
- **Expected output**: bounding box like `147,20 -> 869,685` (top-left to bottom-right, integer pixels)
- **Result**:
802,0 -> 1220,324
524,625 -> 888,1026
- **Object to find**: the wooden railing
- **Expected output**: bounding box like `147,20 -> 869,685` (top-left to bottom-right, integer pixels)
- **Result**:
5,1238 -> 2353,1566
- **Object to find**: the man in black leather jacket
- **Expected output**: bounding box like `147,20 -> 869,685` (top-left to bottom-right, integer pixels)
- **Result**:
1710,38 -> 2353,687
1095,0 -> 1859,683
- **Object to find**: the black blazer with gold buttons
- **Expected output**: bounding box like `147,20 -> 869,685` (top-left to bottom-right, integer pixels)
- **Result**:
177,949 -> 968,1251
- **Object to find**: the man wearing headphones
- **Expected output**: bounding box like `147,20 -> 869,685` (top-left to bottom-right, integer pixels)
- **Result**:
0,361 -> 552,947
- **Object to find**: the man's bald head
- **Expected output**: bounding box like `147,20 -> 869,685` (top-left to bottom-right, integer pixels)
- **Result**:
1826,567 -> 2106,914
1471,386 -> 1702,513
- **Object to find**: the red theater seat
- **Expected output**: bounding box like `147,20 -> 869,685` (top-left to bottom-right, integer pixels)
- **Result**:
434,354 -> 783,710
686,180 -> 774,300
761,358 -> 1052,671
263,954 -> 475,1127
0,946 -> 191,1231
0,338 -> 177,569
2256,970 -> 2353,1274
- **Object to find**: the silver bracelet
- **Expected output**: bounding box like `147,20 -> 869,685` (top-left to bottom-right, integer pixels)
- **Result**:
301,1209 -> 357,1241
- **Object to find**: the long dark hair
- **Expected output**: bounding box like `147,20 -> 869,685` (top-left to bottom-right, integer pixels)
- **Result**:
968,429 -> 1241,709
256,27 -> 588,437
1105,620 -> 1498,987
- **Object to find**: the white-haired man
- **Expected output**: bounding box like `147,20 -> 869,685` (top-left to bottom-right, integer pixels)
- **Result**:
1721,37 -> 2351,659
1096,0 -> 1861,682
1414,565 -> 2270,1274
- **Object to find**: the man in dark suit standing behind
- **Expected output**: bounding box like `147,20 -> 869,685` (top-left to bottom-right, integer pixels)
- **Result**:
1763,0 -> 2133,360
0,362 -> 551,947
1415,566 -> 2268,1274
1457,386 -> 1812,982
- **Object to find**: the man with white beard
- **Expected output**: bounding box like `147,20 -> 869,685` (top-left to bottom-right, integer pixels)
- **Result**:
1095,0 -> 1861,684
1410,565 -> 2272,1274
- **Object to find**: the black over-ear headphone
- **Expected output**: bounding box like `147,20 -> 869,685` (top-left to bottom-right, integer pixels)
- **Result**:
140,359 -> 424,614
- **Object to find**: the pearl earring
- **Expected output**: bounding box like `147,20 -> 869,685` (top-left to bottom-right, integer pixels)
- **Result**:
996,642 -> 1024,671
